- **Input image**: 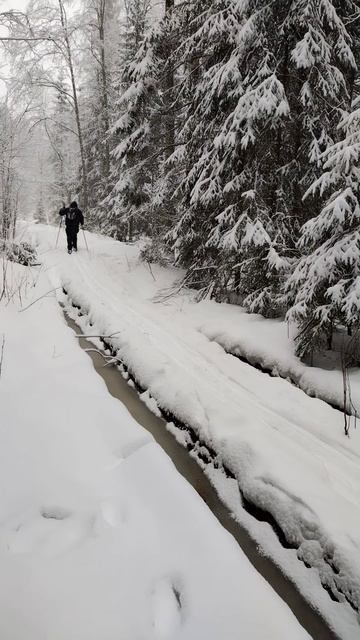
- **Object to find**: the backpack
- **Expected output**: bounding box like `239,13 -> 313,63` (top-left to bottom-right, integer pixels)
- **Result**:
67,208 -> 77,221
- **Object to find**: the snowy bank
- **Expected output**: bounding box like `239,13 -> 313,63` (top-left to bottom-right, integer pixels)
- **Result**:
191,303 -> 360,418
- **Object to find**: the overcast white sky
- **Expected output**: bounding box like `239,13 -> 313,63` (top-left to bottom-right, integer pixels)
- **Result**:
1,0 -> 28,11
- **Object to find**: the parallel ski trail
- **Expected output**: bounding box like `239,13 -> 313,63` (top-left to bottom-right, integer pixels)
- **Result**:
71,253 -> 360,491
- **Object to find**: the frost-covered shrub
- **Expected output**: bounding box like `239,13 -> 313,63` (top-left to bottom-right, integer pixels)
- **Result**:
0,239 -> 38,266
140,238 -> 172,267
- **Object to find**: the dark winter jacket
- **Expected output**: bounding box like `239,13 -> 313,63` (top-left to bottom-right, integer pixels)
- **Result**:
59,203 -> 84,232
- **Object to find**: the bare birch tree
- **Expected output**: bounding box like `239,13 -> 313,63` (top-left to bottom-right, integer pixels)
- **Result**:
1,1 -> 89,209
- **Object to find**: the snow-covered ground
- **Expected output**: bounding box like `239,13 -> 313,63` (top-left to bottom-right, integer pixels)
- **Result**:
193,305 -> 360,418
0,257 -> 313,639
20,221 -> 360,639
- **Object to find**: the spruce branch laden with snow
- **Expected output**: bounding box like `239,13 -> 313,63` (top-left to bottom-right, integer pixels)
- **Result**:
286,96 -> 360,358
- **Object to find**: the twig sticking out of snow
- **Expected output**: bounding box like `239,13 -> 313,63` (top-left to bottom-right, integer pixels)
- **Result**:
341,331 -> 359,436
0,334 -> 5,380
152,267 -> 217,305
19,287 -> 63,312
84,348 -> 120,367
74,330 -> 123,339
147,261 -> 156,281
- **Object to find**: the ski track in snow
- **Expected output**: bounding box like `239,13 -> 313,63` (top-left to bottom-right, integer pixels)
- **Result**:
75,251 -> 360,475
24,222 -> 360,639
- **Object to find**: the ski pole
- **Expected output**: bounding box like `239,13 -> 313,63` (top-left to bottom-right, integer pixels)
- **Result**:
55,218 -> 62,248
82,227 -> 89,252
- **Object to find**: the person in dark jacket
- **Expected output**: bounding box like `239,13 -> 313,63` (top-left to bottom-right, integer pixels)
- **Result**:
59,201 -> 84,254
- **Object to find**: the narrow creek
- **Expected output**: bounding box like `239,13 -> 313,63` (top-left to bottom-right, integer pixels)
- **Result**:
65,313 -> 339,640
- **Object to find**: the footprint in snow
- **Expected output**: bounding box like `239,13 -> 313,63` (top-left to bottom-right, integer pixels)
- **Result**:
41,506 -> 72,520
92,501 -> 128,532
4,507 -> 89,556
151,578 -> 182,639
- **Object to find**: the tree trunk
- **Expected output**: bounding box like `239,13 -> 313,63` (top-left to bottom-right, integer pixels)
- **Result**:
164,0 -> 175,161
98,0 -> 110,178
327,324 -> 333,351
128,216 -> 133,243
57,0 -> 88,210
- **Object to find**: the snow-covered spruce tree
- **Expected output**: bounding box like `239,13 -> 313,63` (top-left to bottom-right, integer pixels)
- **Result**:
106,0 -> 185,248
139,0 -> 190,259
80,0 -> 121,228
170,0 -> 357,311
107,37 -> 157,239
105,0 -> 155,240
286,92 -> 360,358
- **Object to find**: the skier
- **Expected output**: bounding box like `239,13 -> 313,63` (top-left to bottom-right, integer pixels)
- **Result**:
59,201 -> 84,254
